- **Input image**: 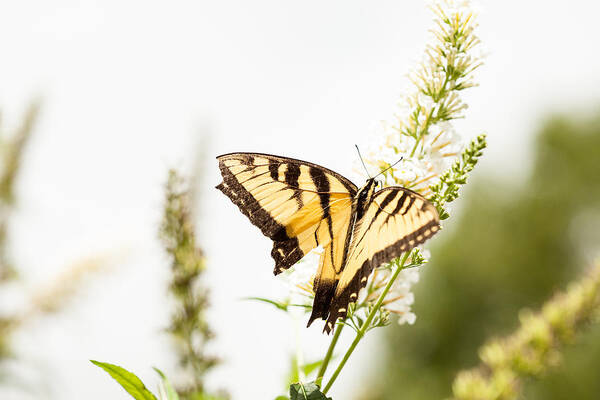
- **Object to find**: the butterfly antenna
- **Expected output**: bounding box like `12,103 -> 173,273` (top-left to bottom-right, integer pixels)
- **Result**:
374,156 -> 404,179
355,144 -> 371,178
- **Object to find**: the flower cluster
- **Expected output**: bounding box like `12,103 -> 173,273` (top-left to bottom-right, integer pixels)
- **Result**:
355,249 -> 429,329
356,0 -> 484,326
452,260 -> 600,400
361,0 -> 483,196
429,134 -> 487,219
383,260 -> 424,325
363,120 -> 464,194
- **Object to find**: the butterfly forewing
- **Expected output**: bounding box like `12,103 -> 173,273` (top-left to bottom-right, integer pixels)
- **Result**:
216,153 -> 357,304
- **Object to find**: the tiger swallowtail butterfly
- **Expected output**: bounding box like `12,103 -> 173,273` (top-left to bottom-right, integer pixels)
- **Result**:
216,152 -> 440,333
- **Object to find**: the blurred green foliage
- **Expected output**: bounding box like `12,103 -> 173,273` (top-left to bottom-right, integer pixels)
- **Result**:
0,101 -> 39,282
161,170 -> 227,400
0,101 -> 39,360
368,111 -> 600,400
1,102 -> 107,396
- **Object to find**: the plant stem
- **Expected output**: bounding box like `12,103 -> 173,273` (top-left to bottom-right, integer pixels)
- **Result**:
410,107 -> 435,157
295,317 -> 306,382
322,252 -> 410,394
409,71 -> 451,158
315,323 -> 344,386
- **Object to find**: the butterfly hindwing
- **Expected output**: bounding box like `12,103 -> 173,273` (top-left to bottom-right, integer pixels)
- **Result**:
216,153 -> 358,290
324,187 -> 440,332
307,197 -> 357,326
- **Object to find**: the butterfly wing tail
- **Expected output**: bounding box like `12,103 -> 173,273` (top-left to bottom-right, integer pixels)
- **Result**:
306,244 -> 341,333
324,259 -> 371,333
307,277 -> 337,328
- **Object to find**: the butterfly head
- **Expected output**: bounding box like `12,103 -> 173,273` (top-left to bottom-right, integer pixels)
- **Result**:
356,178 -> 379,218
363,177 -> 384,192
361,177 -> 379,193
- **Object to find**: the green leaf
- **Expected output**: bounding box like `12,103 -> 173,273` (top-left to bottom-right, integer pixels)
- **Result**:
275,397 -> 290,400
289,382 -> 332,400
288,357 -> 326,385
301,359 -> 324,376
153,367 -> 180,400
243,296 -> 289,311
91,360 -> 158,400
288,356 -> 300,384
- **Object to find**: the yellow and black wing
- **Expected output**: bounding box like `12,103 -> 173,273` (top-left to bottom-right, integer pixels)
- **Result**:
216,153 -> 358,314
324,187 -> 440,332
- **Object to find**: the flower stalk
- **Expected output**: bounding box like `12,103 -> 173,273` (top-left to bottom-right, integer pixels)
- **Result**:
314,1 -> 487,395
0,100 -> 39,282
365,0 -> 483,195
428,134 -> 487,219
315,323 -> 344,387
0,101 -> 39,359
160,169 -> 224,400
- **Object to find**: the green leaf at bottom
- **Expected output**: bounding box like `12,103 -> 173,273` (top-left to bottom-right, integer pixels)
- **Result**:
153,367 -> 180,400
289,382 -> 331,400
91,360 -> 158,400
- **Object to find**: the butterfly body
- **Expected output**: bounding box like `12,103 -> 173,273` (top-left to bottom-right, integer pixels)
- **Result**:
216,152 -> 440,333
355,178 -> 379,220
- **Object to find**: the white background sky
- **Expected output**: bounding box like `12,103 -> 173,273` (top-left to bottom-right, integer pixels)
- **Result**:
1,1 -> 600,399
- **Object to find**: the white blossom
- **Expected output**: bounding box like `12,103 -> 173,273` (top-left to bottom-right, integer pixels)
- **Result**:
359,119 -> 464,195
278,246 -> 321,306
361,265 -> 422,326
398,312 -> 417,325
357,0 -> 482,197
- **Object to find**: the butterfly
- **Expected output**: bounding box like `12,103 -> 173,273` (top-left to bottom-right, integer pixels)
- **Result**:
216,152 -> 440,333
